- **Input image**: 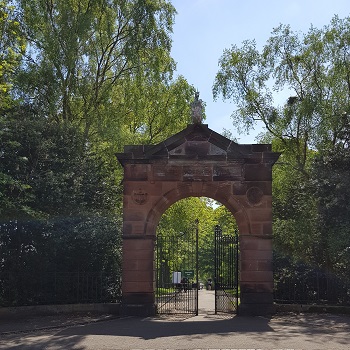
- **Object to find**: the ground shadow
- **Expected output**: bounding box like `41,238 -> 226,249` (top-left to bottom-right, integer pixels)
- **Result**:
2,313 -> 350,349
56,315 -> 273,340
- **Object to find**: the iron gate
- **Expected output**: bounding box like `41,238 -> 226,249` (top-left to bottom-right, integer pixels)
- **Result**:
155,220 -> 199,315
214,225 -> 239,314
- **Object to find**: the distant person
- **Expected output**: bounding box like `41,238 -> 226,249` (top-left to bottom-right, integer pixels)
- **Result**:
207,278 -> 212,290
181,277 -> 188,292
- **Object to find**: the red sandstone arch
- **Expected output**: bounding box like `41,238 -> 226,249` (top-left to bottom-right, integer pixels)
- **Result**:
145,184 -> 250,236
116,124 -> 280,316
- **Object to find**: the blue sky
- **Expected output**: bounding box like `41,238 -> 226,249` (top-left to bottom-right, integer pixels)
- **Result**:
170,0 -> 350,143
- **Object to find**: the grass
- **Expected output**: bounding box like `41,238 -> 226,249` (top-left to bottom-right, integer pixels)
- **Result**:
156,287 -> 174,296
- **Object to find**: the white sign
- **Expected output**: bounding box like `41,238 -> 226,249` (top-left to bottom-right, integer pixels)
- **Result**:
172,271 -> 181,284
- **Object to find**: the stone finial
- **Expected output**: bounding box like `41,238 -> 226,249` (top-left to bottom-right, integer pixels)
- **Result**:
191,91 -> 203,124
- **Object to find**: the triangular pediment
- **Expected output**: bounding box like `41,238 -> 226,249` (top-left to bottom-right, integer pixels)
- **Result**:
144,124 -> 242,160
168,140 -> 227,157
116,124 -> 280,166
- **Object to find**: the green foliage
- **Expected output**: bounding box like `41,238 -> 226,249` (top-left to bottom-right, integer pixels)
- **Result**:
0,105 -> 120,219
214,16 -> 350,172
310,140 -> 350,274
1,105 -> 40,218
155,287 -> 173,296
0,1 -> 26,109
16,0 -> 177,137
0,0 -> 198,307
0,217 -> 122,306
272,138 -> 318,262
213,205 -> 238,232
156,198 -> 237,282
0,104 -> 123,306
214,15 -> 350,273
118,75 -> 195,145
273,251 -> 350,305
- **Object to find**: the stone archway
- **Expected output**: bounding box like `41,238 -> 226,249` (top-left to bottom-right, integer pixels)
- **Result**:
116,123 -> 280,316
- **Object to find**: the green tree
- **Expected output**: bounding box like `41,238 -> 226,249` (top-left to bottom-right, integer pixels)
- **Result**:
13,0 -> 194,170
157,198 -> 215,281
272,140 -> 318,262
213,15 -> 350,268
0,105 -> 123,306
1,0 -> 198,306
213,204 -> 238,233
156,198 -> 238,282
118,75 -> 195,145
0,105 -> 39,218
310,122 -> 350,274
0,216 -> 122,306
17,0 -> 177,138
0,0 -> 26,109
0,105 -> 120,219
213,16 -> 350,174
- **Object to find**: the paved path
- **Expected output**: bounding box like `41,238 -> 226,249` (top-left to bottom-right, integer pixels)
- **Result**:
198,289 -> 215,313
1,290 -> 350,349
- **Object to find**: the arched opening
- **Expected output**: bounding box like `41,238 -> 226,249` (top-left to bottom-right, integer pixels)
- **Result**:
155,197 -> 239,315
145,182 -> 250,237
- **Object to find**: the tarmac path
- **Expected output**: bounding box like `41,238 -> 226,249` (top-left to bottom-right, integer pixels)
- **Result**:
1,290 -> 350,350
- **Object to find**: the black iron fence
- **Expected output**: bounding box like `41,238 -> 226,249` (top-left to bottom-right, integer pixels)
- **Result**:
214,226 -> 239,314
156,225 -> 199,315
3,255 -> 350,308
0,271 -> 121,307
274,254 -> 350,306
